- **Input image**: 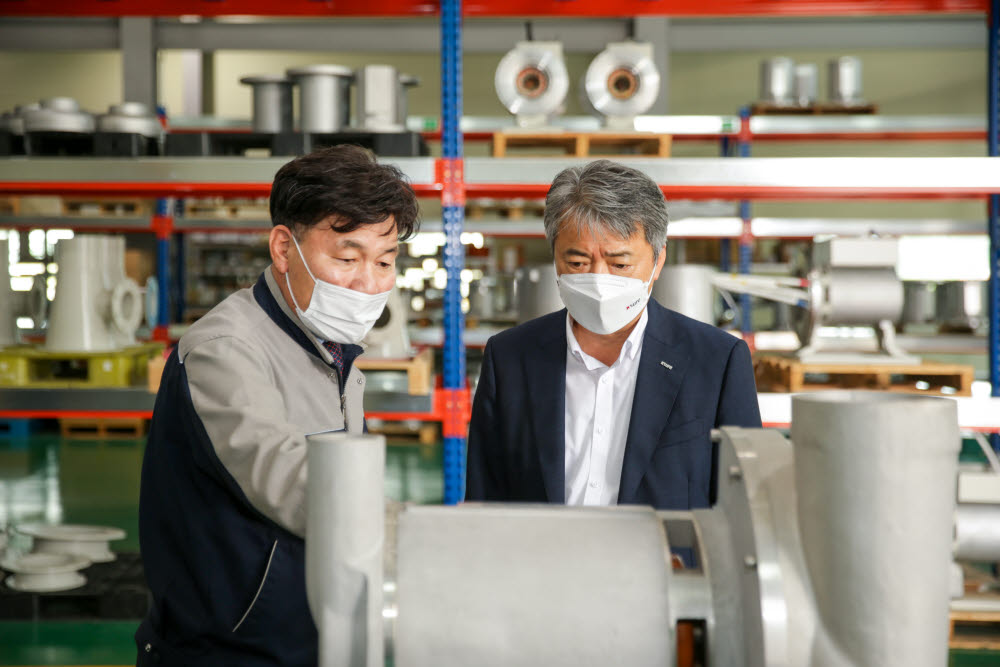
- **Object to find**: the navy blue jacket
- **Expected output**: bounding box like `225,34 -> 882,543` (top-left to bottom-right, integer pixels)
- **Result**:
466,300 -> 761,509
136,274 -> 362,666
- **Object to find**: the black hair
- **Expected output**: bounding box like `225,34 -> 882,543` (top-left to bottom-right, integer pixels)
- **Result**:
270,145 -> 420,241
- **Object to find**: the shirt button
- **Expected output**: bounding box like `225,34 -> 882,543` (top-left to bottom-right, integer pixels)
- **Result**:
589,481 -> 599,489
145,643 -> 152,653
596,426 -> 604,434
357,377 -> 363,385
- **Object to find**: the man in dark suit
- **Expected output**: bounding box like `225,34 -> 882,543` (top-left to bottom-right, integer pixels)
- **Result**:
466,159 -> 761,510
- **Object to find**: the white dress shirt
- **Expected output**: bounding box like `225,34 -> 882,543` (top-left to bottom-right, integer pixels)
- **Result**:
564,308 -> 648,506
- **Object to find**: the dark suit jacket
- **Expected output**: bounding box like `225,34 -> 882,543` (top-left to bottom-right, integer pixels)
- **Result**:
466,299 -> 761,510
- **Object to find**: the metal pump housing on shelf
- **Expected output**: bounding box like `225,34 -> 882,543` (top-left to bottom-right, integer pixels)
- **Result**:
494,41 -> 570,129
583,41 -> 661,130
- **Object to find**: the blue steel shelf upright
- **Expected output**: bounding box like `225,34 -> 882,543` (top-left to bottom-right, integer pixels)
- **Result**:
989,0 -> 1000,451
440,0 -> 468,504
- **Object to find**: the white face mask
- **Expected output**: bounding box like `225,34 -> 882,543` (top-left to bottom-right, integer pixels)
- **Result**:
285,235 -> 391,345
557,264 -> 657,336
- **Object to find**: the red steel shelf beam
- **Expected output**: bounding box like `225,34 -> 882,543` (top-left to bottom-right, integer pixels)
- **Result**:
0,0 -> 987,17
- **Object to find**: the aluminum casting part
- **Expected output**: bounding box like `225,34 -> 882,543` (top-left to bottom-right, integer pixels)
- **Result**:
356,65 -> 405,132
306,432 -> 386,667
828,57 -> 863,105
794,64 -> 818,107
653,265 -> 718,325
936,281 -> 988,331
96,102 -> 162,138
584,42 -> 660,119
658,511 -> 715,625
395,74 -> 419,127
954,503 -> 1000,562
23,97 -> 95,134
240,75 -> 294,134
394,504 -> 674,667
110,278 -> 143,337
494,41 -> 569,119
791,392 -> 960,667
760,58 -> 795,106
287,65 -> 354,133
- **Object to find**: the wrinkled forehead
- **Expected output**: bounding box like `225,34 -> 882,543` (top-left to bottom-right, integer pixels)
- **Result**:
554,215 -> 647,250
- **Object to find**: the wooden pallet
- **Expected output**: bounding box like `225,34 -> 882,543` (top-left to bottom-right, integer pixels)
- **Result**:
751,102 -> 878,115
0,196 -> 20,215
465,198 -> 545,220
492,131 -> 672,158
369,421 -> 439,446
59,417 -> 147,439
754,355 -> 974,396
355,347 -> 433,396
184,198 -> 270,220
0,342 -> 165,388
950,608 -> 1000,650
62,196 -> 151,217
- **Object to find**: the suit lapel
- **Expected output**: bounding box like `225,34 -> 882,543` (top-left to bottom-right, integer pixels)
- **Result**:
529,316 -> 568,503
618,302 -> 687,503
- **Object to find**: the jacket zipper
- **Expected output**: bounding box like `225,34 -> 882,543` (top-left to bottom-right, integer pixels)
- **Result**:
232,539 -> 278,632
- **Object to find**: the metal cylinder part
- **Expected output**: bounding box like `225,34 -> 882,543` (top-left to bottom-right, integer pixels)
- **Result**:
240,75 -> 294,133
356,65 -> 403,132
96,102 -> 162,138
495,41 -> 569,122
46,235 -> 115,352
396,74 -> 419,127
828,56 -> 863,105
652,264 -> 717,325
820,267 -> 904,325
936,281 -> 987,331
2,103 -> 40,135
902,281 -> 936,325
792,392 -> 959,667
794,63 -> 818,107
514,264 -> 563,323
306,431 -> 385,667
583,41 -> 660,124
23,98 -> 95,134
287,65 -> 354,133
954,503 -> 1000,562
760,58 -> 795,106
394,505 -> 674,667
0,239 -> 16,347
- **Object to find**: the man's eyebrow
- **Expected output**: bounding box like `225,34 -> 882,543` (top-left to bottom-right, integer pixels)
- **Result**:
603,250 -> 633,259
563,248 -> 591,258
379,245 -> 399,257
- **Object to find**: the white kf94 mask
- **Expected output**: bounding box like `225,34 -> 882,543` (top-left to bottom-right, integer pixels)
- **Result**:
557,264 -> 657,335
285,235 -> 391,345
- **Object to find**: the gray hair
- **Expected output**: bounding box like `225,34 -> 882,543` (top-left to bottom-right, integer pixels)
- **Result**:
543,159 -> 669,259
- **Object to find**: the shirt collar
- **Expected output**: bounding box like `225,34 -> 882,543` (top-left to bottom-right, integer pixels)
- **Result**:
565,307 -> 648,370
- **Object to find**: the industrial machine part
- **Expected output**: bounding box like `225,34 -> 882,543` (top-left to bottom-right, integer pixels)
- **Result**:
936,280 -> 987,332
759,57 -> 796,106
239,75 -> 294,133
22,98 -> 95,134
306,392 -> 960,666
0,239 -> 17,347
45,235 -> 142,352
901,281 -> 937,326
362,288 -> 411,359
514,263 -> 563,323
17,523 -> 126,564
286,65 -> 355,133
794,63 -> 819,107
396,74 -> 419,128
828,56 -> 864,105
356,65 -> 407,132
494,41 -> 569,128
96,102 -> 161,139
652,264 -> 717,325
583,41 -> 660,130
792,237 -> 912,362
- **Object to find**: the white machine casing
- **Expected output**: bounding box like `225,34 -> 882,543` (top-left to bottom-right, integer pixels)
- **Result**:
583,41 -> 661,130
494,41 -> 569,129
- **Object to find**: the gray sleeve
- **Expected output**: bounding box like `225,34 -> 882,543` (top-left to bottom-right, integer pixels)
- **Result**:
183,335 -> 308,537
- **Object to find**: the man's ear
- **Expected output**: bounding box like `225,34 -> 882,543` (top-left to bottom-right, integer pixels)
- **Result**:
269,225 -> 293,274
653,244 -> 667,282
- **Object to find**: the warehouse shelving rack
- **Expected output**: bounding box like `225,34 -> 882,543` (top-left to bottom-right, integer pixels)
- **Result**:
1,0 -> 1000,501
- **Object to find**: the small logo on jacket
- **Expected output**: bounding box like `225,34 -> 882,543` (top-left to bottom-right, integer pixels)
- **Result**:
660,361 -> 673,370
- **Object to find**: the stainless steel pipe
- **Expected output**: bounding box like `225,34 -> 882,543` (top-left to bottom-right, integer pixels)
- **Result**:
240,75 -> 294,133
306,432 -> 385,667
792,392 -> 959,667
287,65 -> 354,133
954,503 -> 1000,562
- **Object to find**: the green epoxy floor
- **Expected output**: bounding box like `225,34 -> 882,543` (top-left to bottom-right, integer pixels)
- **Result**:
1,434 -> 998,666
0,433 -> 443,666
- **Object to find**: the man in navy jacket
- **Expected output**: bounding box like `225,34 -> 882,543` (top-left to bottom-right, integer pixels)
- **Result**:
466,160 -> 761,510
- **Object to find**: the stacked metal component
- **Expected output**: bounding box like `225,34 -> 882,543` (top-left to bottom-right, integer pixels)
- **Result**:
759,56 -> 865,107
494,41 -> 570,128
305,392 -> 962,666
583,41 -> 661,129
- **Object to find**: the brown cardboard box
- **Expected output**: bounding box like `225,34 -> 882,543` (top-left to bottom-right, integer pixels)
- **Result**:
126,248 -> 155,285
